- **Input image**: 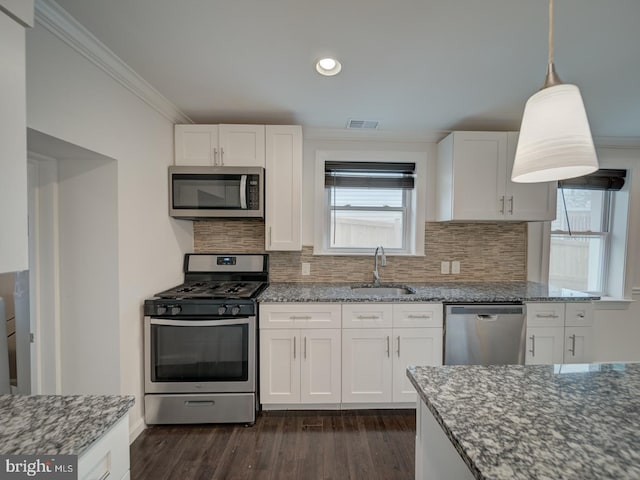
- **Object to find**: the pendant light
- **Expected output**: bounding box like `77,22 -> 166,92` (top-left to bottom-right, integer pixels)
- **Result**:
511,0 -> 598,183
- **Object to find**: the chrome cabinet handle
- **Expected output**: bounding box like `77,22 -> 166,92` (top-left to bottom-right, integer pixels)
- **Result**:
509,196 -> 514,214
386,336 -> 390,357
289,315 -> 312,320
293,336 -> 296,359
569,334 -> 577,356
213,147 -> 218,165
499,195 -> 505,214
535,313 -> 559,318
220,147 -> 224,165
529,335 -> 536,357
397,336 -> 401,358
577,313 -> 585,318
407,314 -> 430,319
357,315 -> 380,320
304,336 -> 307,359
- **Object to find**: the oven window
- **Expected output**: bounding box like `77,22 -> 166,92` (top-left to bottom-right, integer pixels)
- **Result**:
172,174 -> 242,209
151,323 -> 248,382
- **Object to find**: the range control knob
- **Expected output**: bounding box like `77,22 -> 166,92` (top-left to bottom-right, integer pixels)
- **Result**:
231,305 -> 241,316
217,305 -> 228,316
170,306 -> 182,315
157,305 -> 168,315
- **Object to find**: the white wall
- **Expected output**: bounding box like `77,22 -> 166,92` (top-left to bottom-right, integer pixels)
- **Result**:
0,10 -> 29,274
26,22 -> 192,436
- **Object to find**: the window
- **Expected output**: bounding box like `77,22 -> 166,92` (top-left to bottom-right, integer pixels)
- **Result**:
548,169 -> 626,295
314,152 -> 425,255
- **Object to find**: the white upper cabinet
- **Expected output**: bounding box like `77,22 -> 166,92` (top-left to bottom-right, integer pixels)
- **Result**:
174,124 -> 265,167
436,131 -> 556,221
265,125 -> 302,251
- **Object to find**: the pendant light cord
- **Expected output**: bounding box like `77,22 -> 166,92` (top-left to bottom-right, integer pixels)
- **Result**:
560,185 -> 573,237
548,0 -> 554,65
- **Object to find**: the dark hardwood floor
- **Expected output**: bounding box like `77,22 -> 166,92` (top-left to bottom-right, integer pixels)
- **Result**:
130,410 -> 416,480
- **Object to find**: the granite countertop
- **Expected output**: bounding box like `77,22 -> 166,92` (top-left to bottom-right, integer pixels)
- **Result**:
407,363 -> 640,480
258,281 -> 598,303
0,394 -> 134,455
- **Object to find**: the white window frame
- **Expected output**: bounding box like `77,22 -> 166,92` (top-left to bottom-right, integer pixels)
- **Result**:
313,150 -> 426,256
550,188 -> 612,295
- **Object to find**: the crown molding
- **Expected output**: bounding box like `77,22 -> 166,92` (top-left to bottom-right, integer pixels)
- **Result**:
303,126 -> 447,143
34,0 -> 192,125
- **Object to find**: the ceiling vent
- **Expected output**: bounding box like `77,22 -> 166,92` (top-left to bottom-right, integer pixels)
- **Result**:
346,119 -> 379,129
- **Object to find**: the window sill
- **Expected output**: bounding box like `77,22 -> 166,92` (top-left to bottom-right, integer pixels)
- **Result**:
593,297 -> 635,310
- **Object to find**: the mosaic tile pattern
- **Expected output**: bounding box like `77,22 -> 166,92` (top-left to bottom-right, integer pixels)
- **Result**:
407,363 -> 640,480
194,220 -> 527,283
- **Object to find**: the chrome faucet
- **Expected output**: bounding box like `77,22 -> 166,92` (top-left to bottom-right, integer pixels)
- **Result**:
373,246 -> 387,285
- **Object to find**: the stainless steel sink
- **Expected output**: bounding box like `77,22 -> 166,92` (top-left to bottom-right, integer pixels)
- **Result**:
350,286 -> 415,295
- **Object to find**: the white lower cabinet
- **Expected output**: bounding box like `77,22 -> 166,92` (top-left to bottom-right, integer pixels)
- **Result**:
525,326 -> 565,365
341,328 -> 393,403
260,302 -> 443,408
259,328 -> 340,405
78,414 -> 130,480
525,302 -> 594,365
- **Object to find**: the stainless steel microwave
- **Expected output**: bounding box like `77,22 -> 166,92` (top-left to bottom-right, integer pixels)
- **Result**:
168,166 -> 264,218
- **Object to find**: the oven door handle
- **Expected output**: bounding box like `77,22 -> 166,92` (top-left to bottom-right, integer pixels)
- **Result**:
240,174 -> 248,209
148,318 -> 251,327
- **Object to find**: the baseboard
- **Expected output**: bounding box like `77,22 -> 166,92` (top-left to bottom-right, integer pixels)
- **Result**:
261,402 -> 416,411
129,417 -> 146,444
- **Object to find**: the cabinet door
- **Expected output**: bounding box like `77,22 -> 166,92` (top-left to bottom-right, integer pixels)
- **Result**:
218,124 -> 265,167
439,131 -> 507,221
392,328 -> 443,403
265,125 -> 302,251
564,326 -> 593,363
525,326 -> 564,365
505,132 -> 557,221
174,125 -> 218,166
259,329 -> 300,404
300,329 -> 341,403
342,329 -> 392,403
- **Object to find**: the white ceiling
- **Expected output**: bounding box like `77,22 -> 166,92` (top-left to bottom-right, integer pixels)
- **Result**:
53,0 -> 640,139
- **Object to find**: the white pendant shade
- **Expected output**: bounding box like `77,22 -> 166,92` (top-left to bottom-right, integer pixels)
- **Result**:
512,84 -> 598,183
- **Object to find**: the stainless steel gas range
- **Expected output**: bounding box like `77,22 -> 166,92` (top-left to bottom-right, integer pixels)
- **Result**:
143,253 -> 268,425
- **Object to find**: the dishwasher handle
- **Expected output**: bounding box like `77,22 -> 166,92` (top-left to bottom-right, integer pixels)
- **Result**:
447,305 -> 524,316
476,314 -> 499,321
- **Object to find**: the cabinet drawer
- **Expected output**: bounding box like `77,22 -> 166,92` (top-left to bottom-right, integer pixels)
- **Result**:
342,304 -> 393,328
392,303 -> 443,328
259,303 -> 341,329
565,303 -> 594,327
525,303 -> 565,327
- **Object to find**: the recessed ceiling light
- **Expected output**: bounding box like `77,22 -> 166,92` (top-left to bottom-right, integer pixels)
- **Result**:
315,57 -> 342,76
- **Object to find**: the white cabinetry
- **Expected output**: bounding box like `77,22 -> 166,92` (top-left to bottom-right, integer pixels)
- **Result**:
0,10 -> 28,274
525,302 -> 594,365
174,124 -> 265,167
436,131 -> 556,221
78,414 -> 130,480
265,125 -> 302,251
259,304 -> 341,406
342,303 -> 443,404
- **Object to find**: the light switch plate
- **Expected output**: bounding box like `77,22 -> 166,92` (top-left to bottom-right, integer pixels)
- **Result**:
440,261 -> 450,275
451,261 -> 460,274
301,262 -> 311,276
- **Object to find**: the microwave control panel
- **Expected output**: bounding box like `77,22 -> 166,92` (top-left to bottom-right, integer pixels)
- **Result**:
247,176 -> 260,210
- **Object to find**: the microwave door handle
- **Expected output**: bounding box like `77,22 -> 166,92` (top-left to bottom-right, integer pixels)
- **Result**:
240,175 -> 247,209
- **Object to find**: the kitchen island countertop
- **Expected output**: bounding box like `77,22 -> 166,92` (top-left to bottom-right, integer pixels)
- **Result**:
407,362 -> 640,479
258,281 -> 598,303
0,394 -> 134,455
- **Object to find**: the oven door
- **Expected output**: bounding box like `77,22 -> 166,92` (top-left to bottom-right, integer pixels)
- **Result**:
144,316 -> 255,394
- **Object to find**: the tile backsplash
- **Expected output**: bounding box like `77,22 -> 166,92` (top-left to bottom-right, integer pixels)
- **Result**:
194,220 -> 527,283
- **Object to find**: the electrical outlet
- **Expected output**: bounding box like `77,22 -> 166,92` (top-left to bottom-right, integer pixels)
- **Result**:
451,261 -> 460,274
440,261 -> 450,275
301,262 -> 311,276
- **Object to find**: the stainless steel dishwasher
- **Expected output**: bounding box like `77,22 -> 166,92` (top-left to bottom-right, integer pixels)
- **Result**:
444,304 -> 526,365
